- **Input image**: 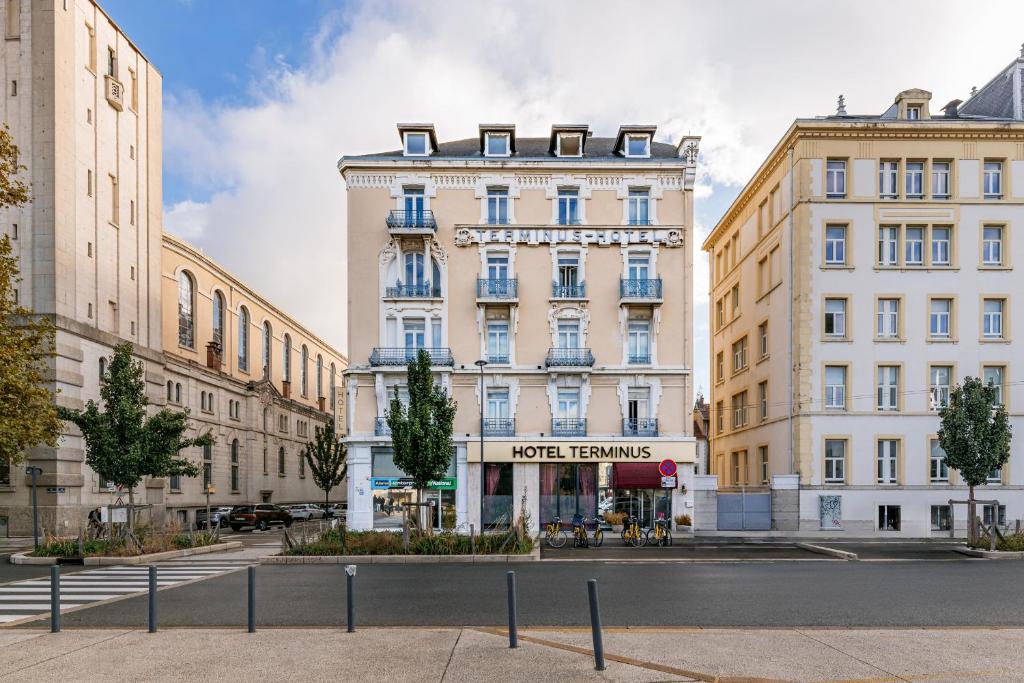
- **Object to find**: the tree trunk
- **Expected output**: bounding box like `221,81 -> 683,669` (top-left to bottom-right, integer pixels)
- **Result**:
968,484 -> 976,546
127,486 -> 135,533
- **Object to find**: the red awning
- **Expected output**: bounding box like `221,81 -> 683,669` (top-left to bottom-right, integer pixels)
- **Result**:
611,463 -> 663,489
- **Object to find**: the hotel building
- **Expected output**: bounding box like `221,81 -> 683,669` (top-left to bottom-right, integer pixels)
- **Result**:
0,0 -> 345,535
339,123 -> 700,534
703,51 -> 1024,535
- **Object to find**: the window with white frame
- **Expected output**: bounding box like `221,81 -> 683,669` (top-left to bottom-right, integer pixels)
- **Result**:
715,299 -> 724,330
627,386 -> 650,423
487,321 -> 509,363
625,134 -> 650,158
983,504 -> 1007,525
983,365 -> 1005,406
486,187 -> 509,225
876,366 -> 899,411
878,226 -> 899,266
556,320 -> 580,349
403,319 -> 425,350
906,105 -> 921,120
905,162 -> 924,198
731,336 -> 748,372
485,133 -> 510,157
557,388 -> 579,418
932,162 -> 950,198
557,252 -> 580,287
825,159 -> 846,198
627,253 -> 650,280
877,439 -> 899,484
931,227 -> 951,266
825,366 -> 846,410
879,160 -> 898,199
929,439 -> 949,483
824,298 -> 847,338
824,225 -> 847,265
627,320 -> 651,364
877,299 -> 900,339
931,505 -> 952,531
557,188 -> 580,225
626,189 -> 650,225
731,391 -> 748,428
983,298 -> 1005,339
715,401 -> 724,434
824,439 -> 846,483
930,365 -> 952,409
983,226 -> 1003,266
929,299 -> 951,338
758,381 -> 768,421
404,132 -> 428,156
904,227 -> 924,265
487,253 -> 509,281
715,352 -> 724,382
878,505 -> 901,530
759,445 -> 769,484
487,388 -> 510,419
758,322 -> 768,358
983,161 -> 1002,198
987,469 -> 1003,485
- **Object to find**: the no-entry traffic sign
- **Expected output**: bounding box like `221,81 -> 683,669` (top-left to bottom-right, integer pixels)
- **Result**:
658,459 -> 677,477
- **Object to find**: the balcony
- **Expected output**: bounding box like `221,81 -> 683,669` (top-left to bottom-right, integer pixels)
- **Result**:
386,210 -> 437,234
551,282 -> 586,299
623,418 -> 658,437
374,417 -> 391,436
485,353 -> 509,365
482,418 -> 515,437
477,278 -> 518,301
620,278 -> 663,302
552,418 -> 587,437
626,218 -> 654,226
628,353 -> 651,365
384,283 -> 440,299
545,347 -> 594,367
369,347 -> 454,366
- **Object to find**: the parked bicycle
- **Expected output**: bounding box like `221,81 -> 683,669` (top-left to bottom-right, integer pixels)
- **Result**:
544,516 -> 567,548
622,515 -> 645,547
571,514 -> 589,548
647,517 -> 672,547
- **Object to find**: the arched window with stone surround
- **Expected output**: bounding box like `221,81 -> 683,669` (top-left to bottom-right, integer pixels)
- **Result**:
238,306 -> 250,372
329,363 -> 336,409
212,290 -> 225,349
261,321 -> 272,378
316,354 -> 323,398
300,345 -> 309,396
177,271 -> 195,348
283,334 -> 292,382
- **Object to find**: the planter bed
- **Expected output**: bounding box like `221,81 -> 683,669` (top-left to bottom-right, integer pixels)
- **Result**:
10,541 -> 242,565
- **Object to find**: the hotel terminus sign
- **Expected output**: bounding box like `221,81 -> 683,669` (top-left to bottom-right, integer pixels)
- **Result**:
467,440 -> 696,463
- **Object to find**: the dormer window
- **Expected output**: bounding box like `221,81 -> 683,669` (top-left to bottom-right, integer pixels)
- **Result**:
485,132 -> 510,157
625,134 -> 650,158
907,105 -> 921,120
557,133 -> 582,157
404,132 -> 429,156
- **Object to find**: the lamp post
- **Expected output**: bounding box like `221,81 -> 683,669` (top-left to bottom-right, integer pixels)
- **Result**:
475,359 -> 488,533
25,466 -> 42,549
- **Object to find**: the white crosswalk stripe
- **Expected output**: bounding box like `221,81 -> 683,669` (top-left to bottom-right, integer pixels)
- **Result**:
0,562 -> 247,626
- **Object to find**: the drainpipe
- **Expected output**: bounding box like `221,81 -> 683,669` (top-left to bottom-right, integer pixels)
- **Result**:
787,147 -> 795,476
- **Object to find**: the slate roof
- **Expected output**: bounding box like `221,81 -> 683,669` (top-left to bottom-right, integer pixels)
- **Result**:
346,136 -> 681,162
958,56 -> 1022,120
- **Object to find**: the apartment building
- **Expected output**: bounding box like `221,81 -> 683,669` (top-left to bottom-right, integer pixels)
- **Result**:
0,0 -> 345,535
339,123 -> 700,534
703,49 -> 1024,536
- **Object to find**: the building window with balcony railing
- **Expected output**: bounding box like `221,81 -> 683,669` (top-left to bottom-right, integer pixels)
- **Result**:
486,187 -> 509,225
553,389 -> 584,436
554,252 -> 584,298
626,188 -> 650,225
557,187 -> 580,225
485,389 -> 512,436
627,320 -> 650,364
487,321 -> 509,364
403,319 -> 425,351
624,387 -> 655,436
557,320 -> 580,350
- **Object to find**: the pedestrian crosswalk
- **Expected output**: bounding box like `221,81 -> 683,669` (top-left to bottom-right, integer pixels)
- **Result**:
0,563 -> 245,625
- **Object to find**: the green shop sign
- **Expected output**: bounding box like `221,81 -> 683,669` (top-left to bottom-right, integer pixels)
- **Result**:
371,477 -> 457,491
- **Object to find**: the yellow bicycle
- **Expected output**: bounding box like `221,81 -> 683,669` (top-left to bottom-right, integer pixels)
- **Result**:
622,515 -> 645,547
544,516 -> 567,548
646,517 -> 672,547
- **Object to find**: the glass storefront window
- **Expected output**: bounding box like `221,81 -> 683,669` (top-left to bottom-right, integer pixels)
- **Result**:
371,447 -> 456,531
597,463 -> 672,528
483,462 -> 514,529
539,463 -> 597,526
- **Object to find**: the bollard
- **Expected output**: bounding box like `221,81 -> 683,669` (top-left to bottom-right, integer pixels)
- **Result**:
247,566 -> 256,633
506,571 -> 518,648
50,565 -> 60,633
587,579 -> 605,671
148,566 -> 157,633
345,565 -> 356,632
470,524 -> 475,556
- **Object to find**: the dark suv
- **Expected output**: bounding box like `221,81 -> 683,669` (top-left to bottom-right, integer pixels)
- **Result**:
229,504 -> 293,532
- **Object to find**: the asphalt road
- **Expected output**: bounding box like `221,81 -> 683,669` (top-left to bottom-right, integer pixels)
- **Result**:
39,559 -> 1024,629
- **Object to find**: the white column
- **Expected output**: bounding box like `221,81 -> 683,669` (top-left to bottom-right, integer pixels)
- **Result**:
466,462 -> 482,531
346,445 -> 373,531
513,463 -> 540,536
455,444 -> 469,529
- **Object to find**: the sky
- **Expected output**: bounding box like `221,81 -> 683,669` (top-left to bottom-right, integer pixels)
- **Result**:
103,0 -> 1024,398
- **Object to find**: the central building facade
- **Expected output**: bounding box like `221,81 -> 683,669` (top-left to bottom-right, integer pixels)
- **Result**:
339,124 -> 700,534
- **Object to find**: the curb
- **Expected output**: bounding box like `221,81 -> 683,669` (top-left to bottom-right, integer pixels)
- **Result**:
261,546 -> 540,565
953,547 -> 1024,559
9,541 -> 243,565
794,542 -> 858,560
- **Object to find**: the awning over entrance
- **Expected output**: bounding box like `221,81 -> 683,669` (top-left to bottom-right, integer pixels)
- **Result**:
611,463 -> 663,489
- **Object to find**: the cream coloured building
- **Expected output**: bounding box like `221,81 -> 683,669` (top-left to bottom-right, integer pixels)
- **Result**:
339,123 -> 699,534
0,0 -> 345,535
703,51 -> 1024,536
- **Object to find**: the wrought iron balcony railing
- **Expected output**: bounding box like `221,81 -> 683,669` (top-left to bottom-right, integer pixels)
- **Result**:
551,282 -> 586,299
386,210 -> 437,231
477,278 -> 518,299
482,418 -> 515,437
384,283 -> 440,298
375,417 -> 391,436
620,278 -> 663,299
485,353 -> 509,364
626,217 -> 654,226
623,418 -> 659,437
628,353 -> 651,365
369,347 -> 454,366
552,418 -> 587,437
545,347 -> 594,367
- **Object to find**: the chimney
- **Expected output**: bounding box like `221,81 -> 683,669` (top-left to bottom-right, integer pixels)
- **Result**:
318,397 -> 326,412
282,380 -> 291,399
206,341 -> 222,370
941,99 -> 962,118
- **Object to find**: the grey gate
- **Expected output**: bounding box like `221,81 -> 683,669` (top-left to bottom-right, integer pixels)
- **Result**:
717,492 -> 772,530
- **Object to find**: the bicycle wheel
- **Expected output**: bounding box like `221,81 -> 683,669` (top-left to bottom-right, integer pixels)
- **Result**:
628,529 -> 644,547
645,528 -> 656,546
548,528 -> 567,548
663,529 -> 672,547
593,528 -> 604,547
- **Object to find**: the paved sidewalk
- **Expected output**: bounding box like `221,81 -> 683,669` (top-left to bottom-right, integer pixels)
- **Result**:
2,627 -> 1023,682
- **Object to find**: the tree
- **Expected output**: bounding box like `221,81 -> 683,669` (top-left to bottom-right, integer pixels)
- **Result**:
58,343 -> 213,532
385,349 -> 457,531
302,420 -> 347,512
938,376 -> 1012,544
0,124 -> 61,473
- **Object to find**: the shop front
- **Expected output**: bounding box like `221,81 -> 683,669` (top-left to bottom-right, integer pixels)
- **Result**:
369,446 -> 458,531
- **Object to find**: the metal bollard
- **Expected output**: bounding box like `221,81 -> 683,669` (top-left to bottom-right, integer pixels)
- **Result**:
506,571 -> 518,648
247,566 -> 256,633
470,524 -> 475,556
50,565 -> 60,633
345,565 -> 356,632
587,579 -> 605,671
148,566 -> 157,633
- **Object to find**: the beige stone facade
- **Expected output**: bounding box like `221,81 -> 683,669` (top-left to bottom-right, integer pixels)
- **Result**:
339,124 -> 699,534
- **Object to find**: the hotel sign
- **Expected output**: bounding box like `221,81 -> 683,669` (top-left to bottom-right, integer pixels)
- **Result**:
467,440 -> 695,463
455,227 -> 683,248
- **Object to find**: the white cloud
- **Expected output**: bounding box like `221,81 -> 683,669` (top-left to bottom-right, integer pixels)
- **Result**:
163,0 -> 1024,364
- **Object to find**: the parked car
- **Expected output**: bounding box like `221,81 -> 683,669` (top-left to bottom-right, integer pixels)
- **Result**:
195,507 -> 234,530
326,503 -> 347,519
287,504 -> 325,521
228,504 -> 293,532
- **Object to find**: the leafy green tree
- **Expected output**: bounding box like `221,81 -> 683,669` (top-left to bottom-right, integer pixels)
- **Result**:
385,349 -> 456,530
58,343 -> 213,530
0,124 -> 61,474
302,420 -> 347,512
938,376 -> 1012,543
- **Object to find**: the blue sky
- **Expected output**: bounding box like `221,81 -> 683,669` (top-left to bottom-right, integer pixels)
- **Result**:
98,0 -> 1024,399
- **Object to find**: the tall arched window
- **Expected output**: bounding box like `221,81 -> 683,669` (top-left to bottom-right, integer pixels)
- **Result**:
432,258 -> 442,296
177,271 -> 194,348
316,354 -> 323,398
283,334 -> 292,382
261,322 -> 272,378
329,363 -> 337,409
166,381 -> 173,401
238,306 -> 250,372
212,291 -> 225,349
404,252 -> 424,286
278,447 -> 286,475
98,357 -> 106,380
300,345 -> 309,396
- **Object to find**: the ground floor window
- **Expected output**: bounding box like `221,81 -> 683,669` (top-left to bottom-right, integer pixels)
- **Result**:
483,462 -> 514,529
930,505 -> 951,531
371,447 -> 456,531
596,463 -> 671,528
878,505 -> 901,531
983,504 -> 1007,528
540,463 -> 597,526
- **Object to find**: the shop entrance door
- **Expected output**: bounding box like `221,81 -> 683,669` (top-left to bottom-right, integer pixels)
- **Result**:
610,489 -> 671,528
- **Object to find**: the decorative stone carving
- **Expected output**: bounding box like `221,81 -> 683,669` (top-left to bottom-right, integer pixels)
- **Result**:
431,240 -> 449,266
682,141 -> 700,165
664,229 -> 683,248
379,239 -> 399,266
454,228 -> 473,247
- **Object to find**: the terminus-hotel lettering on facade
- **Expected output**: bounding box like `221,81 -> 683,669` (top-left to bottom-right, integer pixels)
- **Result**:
505,444 -> 659,461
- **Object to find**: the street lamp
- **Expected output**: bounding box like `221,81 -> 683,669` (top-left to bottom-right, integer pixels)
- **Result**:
475,359 -> 488,534
25,466 -> 42,549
